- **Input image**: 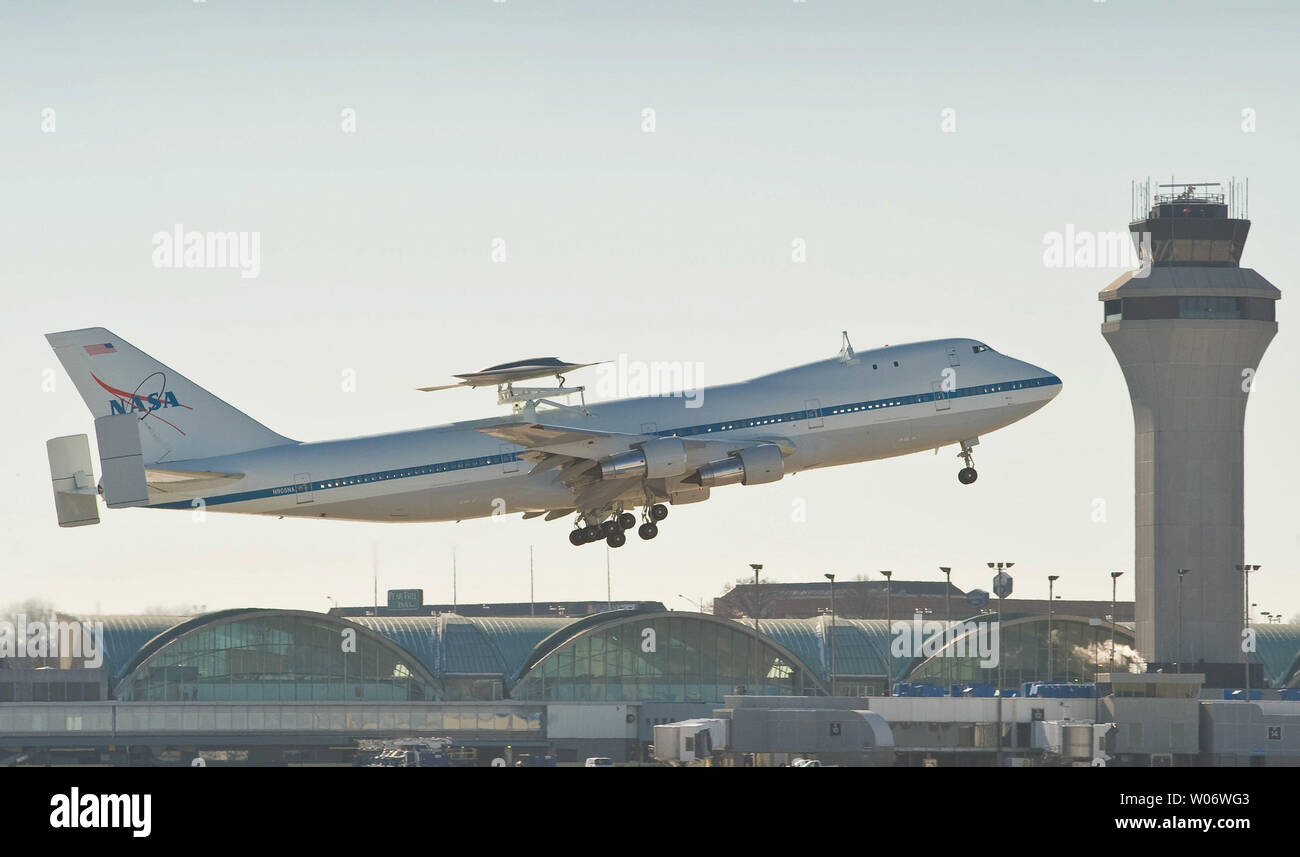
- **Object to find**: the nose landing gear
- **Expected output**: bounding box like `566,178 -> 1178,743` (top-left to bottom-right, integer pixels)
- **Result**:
957,438 -> 979,485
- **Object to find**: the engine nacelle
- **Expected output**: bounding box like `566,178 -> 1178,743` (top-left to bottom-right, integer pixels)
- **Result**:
687,443 -> 784,488
599,437 -> 688,481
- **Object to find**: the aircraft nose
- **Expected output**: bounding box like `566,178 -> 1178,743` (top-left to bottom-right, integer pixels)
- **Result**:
1015,359 -> 1062,398
1031,363 -> 1063,398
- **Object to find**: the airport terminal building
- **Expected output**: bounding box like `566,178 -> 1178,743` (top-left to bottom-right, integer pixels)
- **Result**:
3,586 -> 1298,765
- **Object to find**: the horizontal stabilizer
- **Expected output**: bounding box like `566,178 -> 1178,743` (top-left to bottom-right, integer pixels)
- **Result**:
46,435 -> 100,527
145,467 -> 245,494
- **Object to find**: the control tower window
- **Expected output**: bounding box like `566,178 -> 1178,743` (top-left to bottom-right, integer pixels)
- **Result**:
1177,296 -> 1242,319
1106,296 -> 1274,322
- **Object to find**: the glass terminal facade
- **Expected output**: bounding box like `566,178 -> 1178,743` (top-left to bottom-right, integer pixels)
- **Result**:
907,617 -> 1141,687
512,615 -> 815,702
117,613 -> 438,702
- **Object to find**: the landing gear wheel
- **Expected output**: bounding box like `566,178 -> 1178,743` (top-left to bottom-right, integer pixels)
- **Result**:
638,522 -> 659,540
618,512 -> 637,530
606,530 -> 627,548
649,503 -> 669,522
582,525 -> 603,543
601,520 -> 621,537
569,529 -> 586,546
958,467 -> 978,485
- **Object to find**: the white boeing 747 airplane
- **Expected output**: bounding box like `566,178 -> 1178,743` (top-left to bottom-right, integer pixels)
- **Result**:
44,328 -> 1061,548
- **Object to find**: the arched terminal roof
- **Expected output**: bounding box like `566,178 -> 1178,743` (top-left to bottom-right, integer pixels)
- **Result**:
77,609 -> 1299,698
511,610 -> 829,701
109,609 -> 443,701
79,614 -> 191,682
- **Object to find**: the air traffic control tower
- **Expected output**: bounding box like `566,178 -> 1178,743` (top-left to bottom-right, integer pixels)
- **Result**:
1100,181 -> 1279,684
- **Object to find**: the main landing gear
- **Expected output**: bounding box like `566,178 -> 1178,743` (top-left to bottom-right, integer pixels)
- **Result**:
957,438 -> 979,485
569,504 -> 668,548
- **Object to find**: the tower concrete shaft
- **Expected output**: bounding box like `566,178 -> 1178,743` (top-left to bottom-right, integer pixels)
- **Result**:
1099,182 -> 1279,670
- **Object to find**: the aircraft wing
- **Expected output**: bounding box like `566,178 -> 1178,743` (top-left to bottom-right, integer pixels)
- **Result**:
476,423 -> 649,458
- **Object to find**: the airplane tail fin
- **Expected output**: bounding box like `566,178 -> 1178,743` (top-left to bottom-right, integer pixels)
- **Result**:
45,327 -> 296,463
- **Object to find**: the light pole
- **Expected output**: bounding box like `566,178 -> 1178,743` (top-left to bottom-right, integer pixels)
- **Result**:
1089,617 -> 1102,724
939,567 -> 952,694
1236,563 -> 1260,698
678,595 -> 703,612
988,561 -> 1014,765
825,573 -> 837,697
1089,617 -> 1102,682
1109,571 -> 1123,672
881,570 -> 893,695
1176,569 -> 1190,673
749,563 -> 763,696
987,562 -> 1014,693
1047,575 -> 1059,682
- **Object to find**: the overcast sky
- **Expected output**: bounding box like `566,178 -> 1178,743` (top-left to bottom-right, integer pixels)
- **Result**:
2,0 -> 1296,619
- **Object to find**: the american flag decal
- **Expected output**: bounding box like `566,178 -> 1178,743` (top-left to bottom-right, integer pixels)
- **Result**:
84,343 -> 116,355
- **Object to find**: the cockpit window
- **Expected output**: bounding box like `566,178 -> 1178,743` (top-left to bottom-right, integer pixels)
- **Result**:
972,344 -> 991,354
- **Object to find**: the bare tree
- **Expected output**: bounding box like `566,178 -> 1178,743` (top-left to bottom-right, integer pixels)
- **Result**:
717,577 -> 777,619
0,598 -> 57,622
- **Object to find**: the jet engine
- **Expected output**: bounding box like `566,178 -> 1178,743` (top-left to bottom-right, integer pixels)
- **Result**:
599,437 -> 688,480
683,443 -> 784,487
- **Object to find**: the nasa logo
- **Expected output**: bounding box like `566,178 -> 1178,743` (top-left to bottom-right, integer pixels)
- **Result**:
92,372 -> 191,434
108,391 -> 183,415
